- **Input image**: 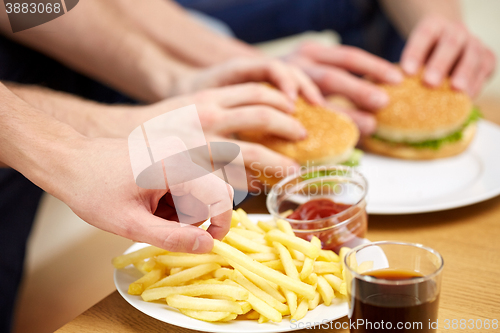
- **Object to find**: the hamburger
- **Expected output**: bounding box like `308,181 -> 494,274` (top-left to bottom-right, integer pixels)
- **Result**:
238,97 -> 361,184
363,72 -> 480,159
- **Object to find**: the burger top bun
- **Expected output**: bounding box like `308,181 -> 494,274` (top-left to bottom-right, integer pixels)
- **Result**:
238,97 -> 359,165
375,72 -> 472,143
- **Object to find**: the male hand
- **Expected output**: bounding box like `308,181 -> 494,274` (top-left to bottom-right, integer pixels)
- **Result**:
401,15 -> 496,97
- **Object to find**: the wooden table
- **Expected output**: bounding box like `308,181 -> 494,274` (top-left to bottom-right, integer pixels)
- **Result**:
57,192 -> 500,333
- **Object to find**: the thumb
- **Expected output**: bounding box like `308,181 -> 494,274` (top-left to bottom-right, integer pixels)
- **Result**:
126,209 -> 215,254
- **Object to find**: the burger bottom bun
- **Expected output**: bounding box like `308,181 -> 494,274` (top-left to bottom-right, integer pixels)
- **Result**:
362,124 -> 476,160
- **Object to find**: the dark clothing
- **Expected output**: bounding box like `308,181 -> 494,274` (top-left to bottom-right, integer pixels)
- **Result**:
176,0 -> 405,62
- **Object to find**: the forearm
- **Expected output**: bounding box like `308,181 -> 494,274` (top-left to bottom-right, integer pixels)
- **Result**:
0,0 -> 192,102
4,82 -> 142,138
0,83 -> 86,197
105,0 -> 260,67
380,0 -> 462,37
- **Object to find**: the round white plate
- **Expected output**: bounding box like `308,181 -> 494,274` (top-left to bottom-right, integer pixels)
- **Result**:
359,120 -> 500,214
114,214 -> 348,333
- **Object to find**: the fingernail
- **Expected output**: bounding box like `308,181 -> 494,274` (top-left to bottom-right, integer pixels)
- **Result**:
452,77 -> 467,91
403,59 -> 418,75
385,70 -> 403,84
425,70 -> 441,86
288,101 -> 296,112
288,90 -> 298,102
369,92 -> 389,108
192,236 -> 200,251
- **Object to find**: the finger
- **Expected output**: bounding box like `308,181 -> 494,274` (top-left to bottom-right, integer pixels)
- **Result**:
326,103 -> 377,136
125,209 -> 215,253
206,183 -> 234,240
450,38 -> 482,92
217,106 -> 307,140
424,25 -> 468,87
291,66 -> 326,105
234,140 -> 301,175
264,59 -> 299,101
299,43 -> 403,84
305,65 -> 389,110
400,16 -> 444,75
470,52 -> 496,98
212,83 -> 293,113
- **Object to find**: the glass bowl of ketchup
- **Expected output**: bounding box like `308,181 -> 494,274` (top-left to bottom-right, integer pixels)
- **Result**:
266,166 -> 368,253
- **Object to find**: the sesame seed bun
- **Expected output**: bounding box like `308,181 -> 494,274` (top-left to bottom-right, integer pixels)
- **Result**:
238,97 -> 359,165
374,72 -> 472,143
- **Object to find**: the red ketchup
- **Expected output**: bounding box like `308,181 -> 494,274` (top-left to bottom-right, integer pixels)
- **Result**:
288,198 -> 351,221
282,198 -> 367,253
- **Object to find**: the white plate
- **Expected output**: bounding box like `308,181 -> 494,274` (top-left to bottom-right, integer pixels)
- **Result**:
114,214 -> 348,333
359,120 -> 500,214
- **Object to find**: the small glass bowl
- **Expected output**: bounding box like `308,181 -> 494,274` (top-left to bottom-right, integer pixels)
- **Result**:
266,166 -> 368,253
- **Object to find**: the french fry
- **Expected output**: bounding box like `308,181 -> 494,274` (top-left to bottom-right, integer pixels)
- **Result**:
169,267 -> 184,275
148,263 -> 220,289
167,295 -> 244,314
276,219 -> 294,236
273,242 -> 300,280
142,283 -> 248,302
247,252 -> 279,262
313,261 -> 341,275
308,291 -> 321,310
180,309 -> 233,322
318,249 -> 340,262
156,254 -> 227,267
231,210 -> 241,228
265,230 -> 319,259
236,209 -> 265,234
229,269 -> 289,314
300,237 -> 321,280
304,272 -> 318,287
292,298 -> 309,321
224,231 -> 275,253
238,310 -> 260,320
221,313 -> 238,322
281,287 -> 297,317
322,274 -> 343,293
237,301 -> 252,314
227,261 -> 285,303
225,280 -> 282,322
142,258 -> 159,272
230,228 -> 264,240
258,315 -> 269,323
128,265 -> 166,295
317,275 -> 335,306
212,240 -> 315,299
257,220 -> 274,233
112,246 -> 167,269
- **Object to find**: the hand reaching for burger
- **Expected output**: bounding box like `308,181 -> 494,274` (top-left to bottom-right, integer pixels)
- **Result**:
173,57 -> 325,107
285,42 -> 404,135
400,15 -> 496,98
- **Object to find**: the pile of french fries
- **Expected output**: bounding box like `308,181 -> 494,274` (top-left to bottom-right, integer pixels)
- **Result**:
112,209 -> 351,323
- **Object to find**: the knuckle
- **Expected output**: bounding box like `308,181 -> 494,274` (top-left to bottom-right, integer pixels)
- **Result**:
163,231 -> 184,252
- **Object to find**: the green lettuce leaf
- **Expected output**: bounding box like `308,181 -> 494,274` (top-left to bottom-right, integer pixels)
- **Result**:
372,107 -> 482,150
